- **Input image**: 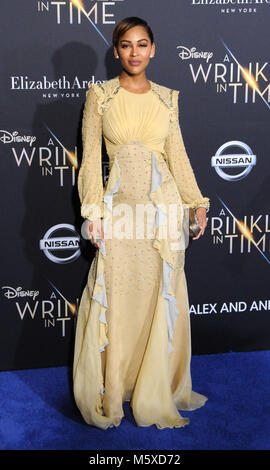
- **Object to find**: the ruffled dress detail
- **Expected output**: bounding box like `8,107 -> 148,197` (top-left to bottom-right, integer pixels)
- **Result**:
73,76 -> 209,429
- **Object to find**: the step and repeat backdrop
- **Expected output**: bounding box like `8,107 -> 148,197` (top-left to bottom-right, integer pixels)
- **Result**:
1,1 -> 269,369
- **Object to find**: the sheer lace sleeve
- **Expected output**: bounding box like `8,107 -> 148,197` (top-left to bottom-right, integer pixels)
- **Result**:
164,90 -> 210,212
77,84 -> 104,220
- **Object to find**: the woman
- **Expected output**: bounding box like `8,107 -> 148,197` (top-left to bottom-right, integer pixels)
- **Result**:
73,17 -> 210,430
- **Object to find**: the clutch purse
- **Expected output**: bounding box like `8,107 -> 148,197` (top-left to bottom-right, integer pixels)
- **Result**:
189,208 -> 201,237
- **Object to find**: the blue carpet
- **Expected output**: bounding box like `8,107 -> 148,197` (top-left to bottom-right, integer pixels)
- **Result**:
0,351 -> 269,450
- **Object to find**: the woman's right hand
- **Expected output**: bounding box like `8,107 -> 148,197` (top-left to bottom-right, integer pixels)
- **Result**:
88,218 -> 104,249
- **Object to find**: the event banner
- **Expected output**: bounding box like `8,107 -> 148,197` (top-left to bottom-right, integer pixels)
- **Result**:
0,0 -> 269,369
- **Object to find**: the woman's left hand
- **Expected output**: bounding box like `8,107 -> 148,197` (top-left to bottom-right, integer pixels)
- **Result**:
192,207 -> 207,240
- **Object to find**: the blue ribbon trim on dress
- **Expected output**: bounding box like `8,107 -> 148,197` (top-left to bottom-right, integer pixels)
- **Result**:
90,157 -> 121,360
149,152 -> 180,354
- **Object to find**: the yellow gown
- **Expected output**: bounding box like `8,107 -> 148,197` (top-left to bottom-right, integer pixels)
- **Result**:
73,76 -> 210,430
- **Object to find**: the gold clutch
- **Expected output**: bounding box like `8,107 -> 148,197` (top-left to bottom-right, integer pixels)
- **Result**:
189,208 -> 201,237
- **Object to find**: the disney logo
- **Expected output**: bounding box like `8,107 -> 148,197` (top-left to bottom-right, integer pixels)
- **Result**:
2,286 -> 39,300
0,130 -> 36,146
177,46 -> 213,63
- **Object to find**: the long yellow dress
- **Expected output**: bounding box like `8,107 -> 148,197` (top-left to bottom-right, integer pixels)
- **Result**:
73,76 -> 210,430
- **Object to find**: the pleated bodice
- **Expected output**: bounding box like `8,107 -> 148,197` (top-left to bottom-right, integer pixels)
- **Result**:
102,86 -> 170,160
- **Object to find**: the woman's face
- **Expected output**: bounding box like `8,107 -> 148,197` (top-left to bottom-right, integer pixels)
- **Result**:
114,25 -> 155,76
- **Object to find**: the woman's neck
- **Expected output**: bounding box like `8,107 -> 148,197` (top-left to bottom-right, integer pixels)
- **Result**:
118,72 -> 150,93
